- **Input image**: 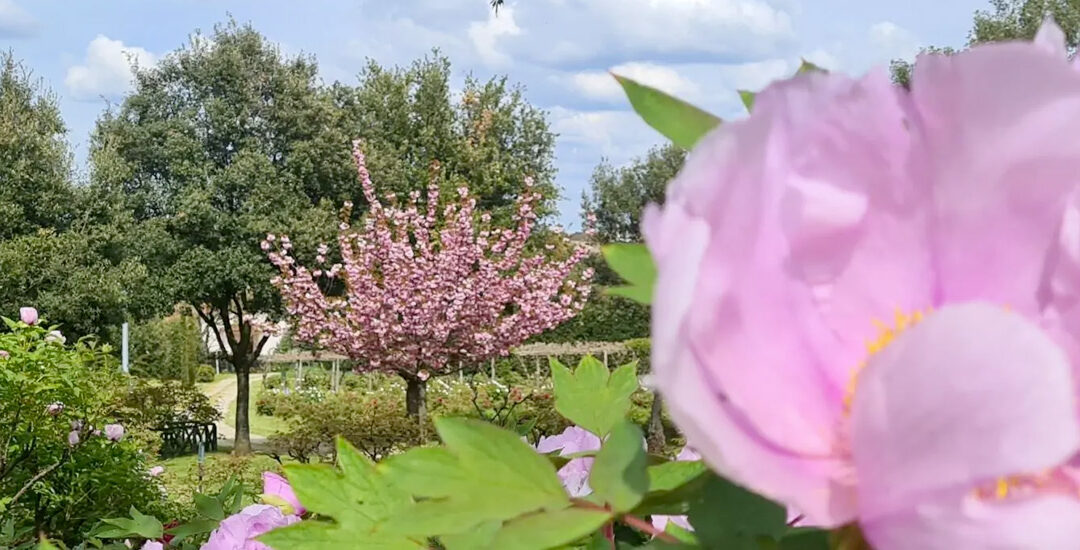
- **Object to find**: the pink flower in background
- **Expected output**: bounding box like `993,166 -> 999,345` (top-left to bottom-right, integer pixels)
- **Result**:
104,424 -> 125,441
0,350 -> 8,359
45,402 -> 63,416
19,307 -> 37,325
536,426 -> 601,497
67,430 -> 79,446
148,466 -> 165,477
203,504 -> 299,550
45,330 -> 65,344
651,447 -> 700,533
140,542 -> 163,550
262,471 -> 305,515
646,20 -> 1080,548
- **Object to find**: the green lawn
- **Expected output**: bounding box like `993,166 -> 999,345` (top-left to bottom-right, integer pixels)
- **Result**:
223,376 -> 290,437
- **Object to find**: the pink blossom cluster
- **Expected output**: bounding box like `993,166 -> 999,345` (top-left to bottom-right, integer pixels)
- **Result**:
266,141 -> 592,377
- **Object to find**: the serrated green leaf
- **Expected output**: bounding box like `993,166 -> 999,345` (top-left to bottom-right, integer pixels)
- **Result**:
602,244 -> 656,305
283,464 -> 359,518
648,460 -> 707,493
738,90 -> 755,112
590,421 -> 648,512
614,74 -> 721,149
380,418 -> 569,537
335,437 -> 412,518
194,492 -> 224,520
687,474 -> 786,549
259,520 -> 423,550
488,508 -> 612,550
551,357 -> 637,437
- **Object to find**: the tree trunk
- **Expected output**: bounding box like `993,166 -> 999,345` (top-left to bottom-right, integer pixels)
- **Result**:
234,359 -> 252,454
646,390 -> 666,454
404,374 -> 428,440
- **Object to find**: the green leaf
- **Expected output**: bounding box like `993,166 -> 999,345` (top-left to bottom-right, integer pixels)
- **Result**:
647,460 -> 707,493
589,420 -> 648,512
380,417 -> 569,537
602,243 -> 656,305
738,90 -> 756,112
194,492 -> 224,521
665,521 -> 698,545
441,521 -> 501,550
488,508 -> 612,550
259,520 -> 424,550
283,464 -> 356,517
37,538 -> 57,550
614,74 -> 722,149
128,507 -> 164,540
687,474 -> 786,549
165,519 -> 219,543
797,59 -> 826,74
97,508 -> 163,540
550,356 -> 637,437
777,529 -> 830,550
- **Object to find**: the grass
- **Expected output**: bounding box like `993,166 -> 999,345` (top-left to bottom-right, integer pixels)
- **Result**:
223,376 -> 290,437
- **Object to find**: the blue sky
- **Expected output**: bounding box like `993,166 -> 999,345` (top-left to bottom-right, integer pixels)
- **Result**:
0,0 -> 989,228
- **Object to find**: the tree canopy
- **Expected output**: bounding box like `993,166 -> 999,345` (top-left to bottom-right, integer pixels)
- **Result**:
582,144 -> 684,244
891,0 -> 1080,87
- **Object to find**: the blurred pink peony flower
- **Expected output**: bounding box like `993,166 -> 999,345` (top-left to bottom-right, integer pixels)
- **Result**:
45,402 -> 63,416
67,430 -> 79,446
104,424 -> 124,441
45,330 -> 65,344
646,19 -> 1080,548
140,542 -> 163,550
0,350 -> 8,359
148,466 -> 165,477
536,426 -> 601,497
262,471 -> 305,515
203,504 -> 299,550
19,307 -> 37,325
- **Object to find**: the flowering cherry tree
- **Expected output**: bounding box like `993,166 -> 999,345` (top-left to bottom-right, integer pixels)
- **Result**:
266,142 -> 592,419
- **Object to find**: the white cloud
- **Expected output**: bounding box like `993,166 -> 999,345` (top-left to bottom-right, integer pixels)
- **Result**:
801,48 -> 841,71
64,35 -> 156,101
550,106 -> 657,159
488,0 -> 795,66
0,0 -> 36,38
868,21 -> 921,61
468,6 -> 522,66
572,62 -> 699,102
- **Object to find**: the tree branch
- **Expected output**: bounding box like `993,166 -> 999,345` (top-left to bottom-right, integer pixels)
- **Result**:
195,305 -> 230,361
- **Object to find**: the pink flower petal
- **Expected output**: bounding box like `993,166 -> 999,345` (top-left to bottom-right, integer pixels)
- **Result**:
852,303 -> 1080,519
863,489 -> 1080,550
911,42 -> 1080,314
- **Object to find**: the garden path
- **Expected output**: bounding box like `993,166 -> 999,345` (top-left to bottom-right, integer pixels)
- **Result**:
202,375 -> 269,451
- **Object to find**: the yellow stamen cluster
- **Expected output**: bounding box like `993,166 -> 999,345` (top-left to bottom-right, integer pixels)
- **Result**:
843,309 -> 930,412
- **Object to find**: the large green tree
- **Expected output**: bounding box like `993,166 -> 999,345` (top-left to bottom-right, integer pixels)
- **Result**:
0,54 -> 74,240
581,143 -> 684,244
892,0 -> 1080,87
90,21 -> 357,452
0,54 -> 160,339
333,53 -> 558,222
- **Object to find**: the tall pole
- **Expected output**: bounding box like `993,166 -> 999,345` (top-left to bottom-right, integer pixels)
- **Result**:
121,322 -> 130,374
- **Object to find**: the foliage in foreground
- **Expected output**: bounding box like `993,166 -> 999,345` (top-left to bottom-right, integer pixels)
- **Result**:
0,315 -> 169,545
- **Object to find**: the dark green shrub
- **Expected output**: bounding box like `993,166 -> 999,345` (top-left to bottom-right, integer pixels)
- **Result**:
196,364 -> 216,382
